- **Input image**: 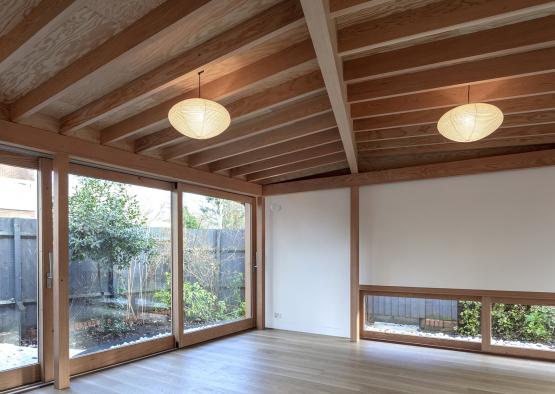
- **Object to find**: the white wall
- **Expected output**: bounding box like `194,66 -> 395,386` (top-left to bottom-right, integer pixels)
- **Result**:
360,166 -> 555,292
265,188 -> 350,337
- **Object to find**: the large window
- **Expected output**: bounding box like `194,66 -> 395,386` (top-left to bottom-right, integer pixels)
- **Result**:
491,302 -> 555,351
68,174 -> 172,357
364,295 -> 482,343
183,192 -> 251,332
0,163 -> 39,372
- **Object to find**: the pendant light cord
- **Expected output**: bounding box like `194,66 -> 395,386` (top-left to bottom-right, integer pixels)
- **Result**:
198,70 -> 204,98
467,85 -> 470,104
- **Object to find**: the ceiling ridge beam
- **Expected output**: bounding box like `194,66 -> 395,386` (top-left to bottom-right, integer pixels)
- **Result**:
59,0 -> 304,133
162,93 -> 332,161
213,128 -> 341,173
230,140 -> 345,177
337,0 -> 555,56
301,0 -> 358,173
10,0 -> 211,121
0,0 -> 80,70
262,147 -> 555,195
344,14 -> 555,83
348,47 -> 555,102
186,112 -> 338,167
102,39 -> 317,145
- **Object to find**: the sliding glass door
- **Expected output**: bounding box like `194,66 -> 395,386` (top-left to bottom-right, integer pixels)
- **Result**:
0,155 -> 51,391
67,167 -> 174,373
182,188 -> 254,340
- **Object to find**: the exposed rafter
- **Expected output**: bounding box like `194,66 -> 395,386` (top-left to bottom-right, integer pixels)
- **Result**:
59,0 -> 304,133
10,0 -> 211,121
102,40 -> 318,145
337,0 -> 555,56
301,0 -> 358,173
162,94 -> 332,161
0,0 -> 79,69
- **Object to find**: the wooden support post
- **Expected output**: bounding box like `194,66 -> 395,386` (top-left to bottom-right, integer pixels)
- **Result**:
255,197 -> 265,329
350,186 -> 360,342
52,153 -> 70,389
171,184 -> 184,348
39,158 -> 54,382
481,296 -> 492,351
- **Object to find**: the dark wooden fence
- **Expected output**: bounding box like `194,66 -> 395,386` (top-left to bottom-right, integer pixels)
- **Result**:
0,217 -> 245,336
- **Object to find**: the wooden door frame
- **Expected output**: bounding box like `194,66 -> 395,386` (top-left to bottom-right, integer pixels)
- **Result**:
0,151 -> 50,391
180,183 -> 257,347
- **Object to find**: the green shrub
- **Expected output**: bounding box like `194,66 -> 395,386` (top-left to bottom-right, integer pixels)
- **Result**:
154,274 -> 244,325
492,304 -> 555,343
457,301 -> 555,344
457,301 -> 481,337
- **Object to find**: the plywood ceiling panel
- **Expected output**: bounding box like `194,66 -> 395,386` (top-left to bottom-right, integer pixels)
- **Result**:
0,0 -> 164,102
39,0 -> 281,119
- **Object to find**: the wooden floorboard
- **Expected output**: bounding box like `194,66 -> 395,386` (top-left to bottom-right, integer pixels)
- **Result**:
29,329 -> 555,393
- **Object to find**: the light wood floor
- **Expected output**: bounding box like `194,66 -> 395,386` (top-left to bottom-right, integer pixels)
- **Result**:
30,329 -> 555,394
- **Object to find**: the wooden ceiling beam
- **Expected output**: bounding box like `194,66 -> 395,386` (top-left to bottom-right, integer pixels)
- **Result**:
357,115 -> 555,144
329,0 -> 377,17
213,128 -> 341,173
351,73 -> 555,118
186,112 -> 337,167
348,47 -> 555,102
247,152 -> 347,182
0,120 -> 260,196
301,0 -> 358,173
133,68 -> 324,152
0,0 -> 79,68
354,94 -> 555,133
103,40 -> 317,145
358,123 -> 555,154
10,0 -> 211,121
59,0 -> 304,133
337,0 -> 555,56
262,147 -> 555,194
162,93 -> 332,161
259,161 -> 348,185
230,141 -> 345,177
343,15 -> 555,83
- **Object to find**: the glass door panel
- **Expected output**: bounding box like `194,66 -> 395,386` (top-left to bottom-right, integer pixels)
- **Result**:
68,174 -> 172,357
0,163 -> 39,372
183,192 -> 250,332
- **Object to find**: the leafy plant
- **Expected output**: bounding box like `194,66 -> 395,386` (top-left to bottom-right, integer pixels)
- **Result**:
457,301 -> 481,337
457,301 -> 555,344
69,178 -> 157,270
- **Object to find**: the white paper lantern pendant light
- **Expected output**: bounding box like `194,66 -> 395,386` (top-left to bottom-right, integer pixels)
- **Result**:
168,70 -> 231,139
437,86 -> 504,143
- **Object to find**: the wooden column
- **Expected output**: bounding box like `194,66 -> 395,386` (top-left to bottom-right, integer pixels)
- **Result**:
255,196 -> 265,329
481,296 -> 492,351
172,184 -> 184,347
350,186 -> 360,342
38,158 -> 54,382
52,153 -> 70,389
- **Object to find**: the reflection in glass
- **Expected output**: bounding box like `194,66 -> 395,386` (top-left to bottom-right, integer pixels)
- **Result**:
68,175 -> 172,357
183,193 -> 248,332
0,164 -> 38,371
